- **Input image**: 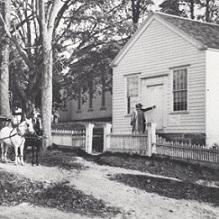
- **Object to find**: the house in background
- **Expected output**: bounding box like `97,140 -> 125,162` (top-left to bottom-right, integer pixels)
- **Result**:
58,83 -> 112,123
111,12 -> 219,147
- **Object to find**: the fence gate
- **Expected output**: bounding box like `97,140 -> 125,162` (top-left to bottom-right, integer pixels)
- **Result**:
92,127 -> 104,153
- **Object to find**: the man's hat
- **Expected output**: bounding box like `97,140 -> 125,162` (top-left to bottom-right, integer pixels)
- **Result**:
135,103 -> 143,108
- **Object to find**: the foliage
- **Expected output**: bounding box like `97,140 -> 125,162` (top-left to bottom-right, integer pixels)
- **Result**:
2,148 -> 219,215
1,0 -> 43,115
159,0 -> 219,22
34,183 -> 120,217
1,0 -> 219,115
196,0 -> 219,22
1,0 -> 64,116
112,173 -> 219,205
64,42 -> 120,100
94,152 -> 219,182
159,0 -> 183,16
38,150 -> 88,170
57,0 -> 154,101
0,170 -> 120,217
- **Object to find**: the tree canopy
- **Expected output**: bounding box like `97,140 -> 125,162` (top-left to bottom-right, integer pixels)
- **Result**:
0,0 -> 219,117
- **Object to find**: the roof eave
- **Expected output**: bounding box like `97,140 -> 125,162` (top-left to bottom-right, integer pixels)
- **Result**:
205,47 -> 219,52
110,63 -> 118,67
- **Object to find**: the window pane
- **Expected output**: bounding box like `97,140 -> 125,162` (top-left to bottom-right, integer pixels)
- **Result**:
127,75 -> 138,114
127,96 -> 131,114
129,96 -> 138,114
173,68 -> 187,111
184,71 -> 187,89
127,76 -> 138,96
174,91 -> 187,111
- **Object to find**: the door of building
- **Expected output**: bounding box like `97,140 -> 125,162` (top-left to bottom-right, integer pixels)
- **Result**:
143,83 -> 164,130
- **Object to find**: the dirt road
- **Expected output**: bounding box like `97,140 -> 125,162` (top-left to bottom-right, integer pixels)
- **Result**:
0,157 -> 219,219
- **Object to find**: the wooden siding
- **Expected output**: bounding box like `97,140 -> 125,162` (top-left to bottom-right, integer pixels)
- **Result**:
59,102 -> 72,122
113,19 -> 206,134
59,91 -> 112,122
206,50 -> 219,146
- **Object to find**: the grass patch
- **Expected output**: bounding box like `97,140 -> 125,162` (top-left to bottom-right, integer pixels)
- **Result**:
46,147 -> 219,183
40,150 -> 87,171
110,173 -> 219,205
25,149 -> 88,171
92,152 -> 219,182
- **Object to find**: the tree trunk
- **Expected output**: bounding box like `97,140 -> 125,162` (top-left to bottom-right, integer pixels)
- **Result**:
0,0 -> 11,117
205,0 -> 210,22
41,41 -> 53,147
39,0 -> 51,148
39,0 -> 64,148
190,0 -> 195,19
0,43 -> 10,117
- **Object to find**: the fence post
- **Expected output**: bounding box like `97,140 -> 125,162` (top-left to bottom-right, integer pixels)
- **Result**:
103,123 -> 112,151
146,123 -> 153,157
151,123 -> 157,154
85,123 -> 94,154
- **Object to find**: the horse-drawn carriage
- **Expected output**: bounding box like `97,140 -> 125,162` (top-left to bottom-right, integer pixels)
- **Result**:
0,115 -> 11,129
0,114 -> 42,166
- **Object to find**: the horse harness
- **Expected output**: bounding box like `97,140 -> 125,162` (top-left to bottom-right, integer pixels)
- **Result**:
0,124 -> 27,148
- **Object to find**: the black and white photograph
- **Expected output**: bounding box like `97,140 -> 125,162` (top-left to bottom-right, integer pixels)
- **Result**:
0,0 -> 219,218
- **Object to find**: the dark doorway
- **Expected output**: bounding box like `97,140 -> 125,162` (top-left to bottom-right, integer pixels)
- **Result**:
92,127 -> 104,153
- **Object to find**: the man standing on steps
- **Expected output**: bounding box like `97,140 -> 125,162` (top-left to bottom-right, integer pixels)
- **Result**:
130,103 -> 156,133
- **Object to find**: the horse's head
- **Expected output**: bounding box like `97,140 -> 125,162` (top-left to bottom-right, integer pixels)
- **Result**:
26,118 -> 35,134
17,118 -> 35,136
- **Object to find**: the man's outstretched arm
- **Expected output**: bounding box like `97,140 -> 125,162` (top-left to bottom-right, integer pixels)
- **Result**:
142,105 -> 156,112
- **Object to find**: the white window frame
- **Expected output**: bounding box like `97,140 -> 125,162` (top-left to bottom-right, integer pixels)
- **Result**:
125,73 -> 140,115
172,66 -> 189,112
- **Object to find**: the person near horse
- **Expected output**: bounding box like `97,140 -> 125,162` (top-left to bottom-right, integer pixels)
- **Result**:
24,110 -> 43,166
12,106 -> 22,126
52,108 -> 60,124
130,103 -> 156,133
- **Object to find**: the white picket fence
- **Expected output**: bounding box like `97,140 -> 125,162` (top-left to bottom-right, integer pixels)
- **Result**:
156,136 -> 219,163
107,133 -> 148,155
52,129 -> 86,148
104,123 -> 219,163
103,123 -> 155,156
51,122 -> 219,164
51,124 -> 94,153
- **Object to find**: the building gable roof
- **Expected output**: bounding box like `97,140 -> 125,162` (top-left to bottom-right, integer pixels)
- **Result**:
158,12 -> 219,49
112,12 -> 219,67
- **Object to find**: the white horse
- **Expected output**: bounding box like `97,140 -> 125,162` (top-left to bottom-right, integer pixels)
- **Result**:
0,118 -> 35,165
